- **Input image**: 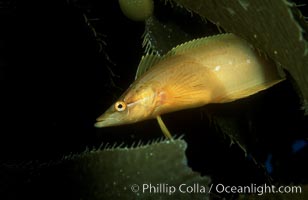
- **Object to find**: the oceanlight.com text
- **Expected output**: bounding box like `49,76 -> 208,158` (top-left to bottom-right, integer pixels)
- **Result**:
215,183 -> 302,196
130,183 -> 302,196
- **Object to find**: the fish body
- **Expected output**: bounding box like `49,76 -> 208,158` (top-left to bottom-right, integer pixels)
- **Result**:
95,34 -> 282,130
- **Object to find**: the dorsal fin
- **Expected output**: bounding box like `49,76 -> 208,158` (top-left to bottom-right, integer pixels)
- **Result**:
165,33 -> 233,57
135,53 -> 162,80
135,33 -> 234,79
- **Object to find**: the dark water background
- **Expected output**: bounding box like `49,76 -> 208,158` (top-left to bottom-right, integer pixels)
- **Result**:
0,0 -> 307,192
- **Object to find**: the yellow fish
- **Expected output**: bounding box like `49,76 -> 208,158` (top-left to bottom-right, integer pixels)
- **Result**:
95,33 -> 283,139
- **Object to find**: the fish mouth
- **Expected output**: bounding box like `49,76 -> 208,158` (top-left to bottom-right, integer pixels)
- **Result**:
94,115 -> 112,128
94,114 -> 108,128
94,120 -> 106,128
94,114 -> 123,128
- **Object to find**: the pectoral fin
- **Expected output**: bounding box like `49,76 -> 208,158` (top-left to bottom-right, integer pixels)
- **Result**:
156,115 -> 173,140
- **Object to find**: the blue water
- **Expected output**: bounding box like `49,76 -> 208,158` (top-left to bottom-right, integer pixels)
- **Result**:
265,154 -> 273,174
292,139 -> 308,153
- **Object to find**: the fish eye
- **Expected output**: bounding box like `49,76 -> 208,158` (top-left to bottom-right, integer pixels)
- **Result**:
114,101 -> 127,112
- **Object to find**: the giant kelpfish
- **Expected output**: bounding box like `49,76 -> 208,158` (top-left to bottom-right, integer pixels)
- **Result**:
95,33 -> 283,139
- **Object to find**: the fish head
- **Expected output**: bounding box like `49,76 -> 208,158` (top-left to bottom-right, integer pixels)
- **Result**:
95,84 -> 159,128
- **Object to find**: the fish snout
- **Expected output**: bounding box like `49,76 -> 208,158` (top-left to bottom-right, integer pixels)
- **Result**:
94,118 -> 105,128
94,114 -> 109,128
94,111 -> 124,128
